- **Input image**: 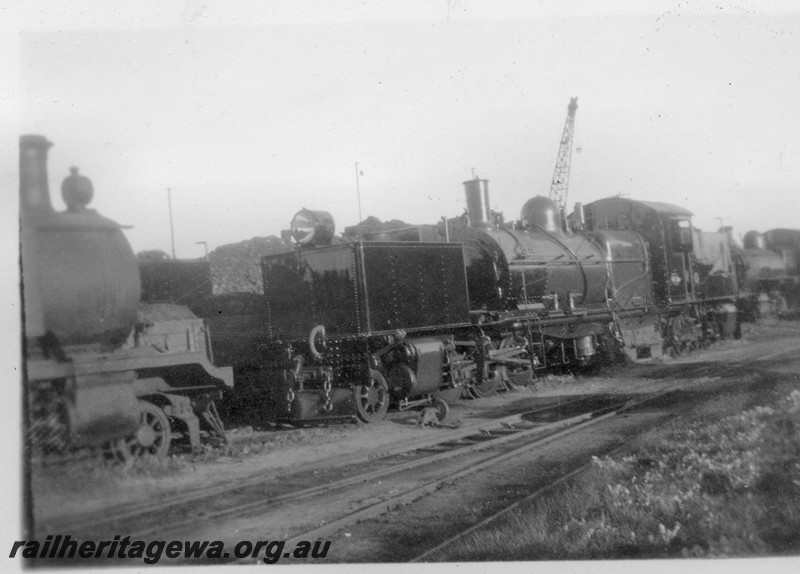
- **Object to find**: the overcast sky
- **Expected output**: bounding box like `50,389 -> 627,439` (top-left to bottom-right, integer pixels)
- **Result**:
3,3 -> 800,566
10,1 -> 800,259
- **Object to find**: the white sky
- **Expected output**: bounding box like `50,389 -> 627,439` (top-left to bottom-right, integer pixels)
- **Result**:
3,4 -> 800,570
8,0 -> 800,259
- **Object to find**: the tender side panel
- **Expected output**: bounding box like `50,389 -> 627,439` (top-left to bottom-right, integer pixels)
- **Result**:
263,246 -> 361,340
360,242 -> 471,333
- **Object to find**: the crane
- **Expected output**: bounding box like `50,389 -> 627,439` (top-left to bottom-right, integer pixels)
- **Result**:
549,97 -> 578,211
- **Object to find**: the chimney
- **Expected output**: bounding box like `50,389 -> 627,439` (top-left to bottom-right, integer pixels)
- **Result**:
20,135 -> 55,220
463,178 -> 492,228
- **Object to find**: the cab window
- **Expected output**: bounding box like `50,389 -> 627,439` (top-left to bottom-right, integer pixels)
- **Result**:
671,219 -> 692,252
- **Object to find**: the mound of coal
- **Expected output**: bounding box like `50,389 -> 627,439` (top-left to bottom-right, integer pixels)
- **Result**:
209,236 -> 292,294
207,215 -> 414,294
343,216 -> 413,238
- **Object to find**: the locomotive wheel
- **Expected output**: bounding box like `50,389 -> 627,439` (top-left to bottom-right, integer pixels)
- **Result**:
431,396 -> 449,422
118,401 -> 172,459
470,371 -> 501,398
499,336 -> 534,385
354,370 -> 389,423
664,316 -> 685,357
28,398 -> 70,456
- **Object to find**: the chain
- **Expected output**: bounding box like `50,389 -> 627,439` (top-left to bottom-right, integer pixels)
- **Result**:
322,372 -> 333,412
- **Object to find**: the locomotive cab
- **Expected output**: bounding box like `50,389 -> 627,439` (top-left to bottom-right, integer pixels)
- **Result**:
584,196 -> 739,349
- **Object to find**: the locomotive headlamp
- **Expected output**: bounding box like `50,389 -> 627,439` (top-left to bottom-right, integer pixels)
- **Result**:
291,209 -> 335,247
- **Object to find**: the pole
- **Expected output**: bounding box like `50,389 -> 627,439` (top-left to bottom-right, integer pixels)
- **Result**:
355,162 -> 363,223
167,186 -> 176,259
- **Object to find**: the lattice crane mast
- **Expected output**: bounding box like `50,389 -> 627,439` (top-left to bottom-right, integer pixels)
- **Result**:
549,97 -> 578,211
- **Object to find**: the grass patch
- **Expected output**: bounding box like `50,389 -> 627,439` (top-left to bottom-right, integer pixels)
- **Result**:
440,383 -> 800,560
32,452 -> 192,495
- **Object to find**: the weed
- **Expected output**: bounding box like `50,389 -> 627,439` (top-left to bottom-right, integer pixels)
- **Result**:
443,384 -> 800,560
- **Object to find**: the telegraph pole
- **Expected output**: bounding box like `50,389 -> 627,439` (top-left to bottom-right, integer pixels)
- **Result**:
167,186 -> 176,259
355,162 -> 363,223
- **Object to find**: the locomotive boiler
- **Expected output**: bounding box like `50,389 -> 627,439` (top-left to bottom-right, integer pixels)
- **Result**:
21,135 -> 233,457
21,135 -> 142,448
449,179 -> 655,365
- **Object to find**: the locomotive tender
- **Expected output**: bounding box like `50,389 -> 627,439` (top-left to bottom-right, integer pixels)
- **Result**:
20,135 -> 233,458
209,178 -> 743,426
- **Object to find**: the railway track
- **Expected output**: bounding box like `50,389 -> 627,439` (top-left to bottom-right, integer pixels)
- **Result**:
251,389 -> 673,565
29,333 -> 800,567
406,350 -> 800,563
408,443 -> 629,563
41,394 -> 643,541
41,343 -> 798,543
39,395 -> 598,536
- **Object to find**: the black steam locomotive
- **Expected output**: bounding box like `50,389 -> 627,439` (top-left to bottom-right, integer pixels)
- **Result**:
199,176 -> 793,428
21,134 -> 800,453
20,135 -> 233,458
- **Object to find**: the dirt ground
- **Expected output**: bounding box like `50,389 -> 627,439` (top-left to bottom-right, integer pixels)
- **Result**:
29,319 -> 800,530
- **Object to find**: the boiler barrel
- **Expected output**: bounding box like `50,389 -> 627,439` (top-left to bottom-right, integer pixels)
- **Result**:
20,135 -> 141,347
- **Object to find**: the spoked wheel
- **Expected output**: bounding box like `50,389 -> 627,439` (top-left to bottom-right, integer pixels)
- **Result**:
469,340 -> 500,398
665,316 -> 688,358
498,336 -> 534,387
108,400 -> 172,460
469,370 -> 501,398
431,396 -> 449,423
28,399 -> 70,457
354,370 -> 389,423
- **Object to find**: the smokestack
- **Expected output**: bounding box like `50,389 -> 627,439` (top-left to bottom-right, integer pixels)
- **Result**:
20,135 -> 55,219
19,135 -> 54,341
463,178 -> 492,228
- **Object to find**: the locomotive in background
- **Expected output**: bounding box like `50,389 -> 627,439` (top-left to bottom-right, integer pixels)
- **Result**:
20,135 -> 233,459
736,229 -> 800,319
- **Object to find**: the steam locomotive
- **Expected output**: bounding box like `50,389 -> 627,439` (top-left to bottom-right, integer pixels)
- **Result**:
20,135 -> 233,458
199,177 -> 800,428
736,229 -> 800,318
21,134 -> 800,454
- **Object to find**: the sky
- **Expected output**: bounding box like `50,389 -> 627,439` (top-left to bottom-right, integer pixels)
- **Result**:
3,3 -> 800,571
8,0 -> 800,260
